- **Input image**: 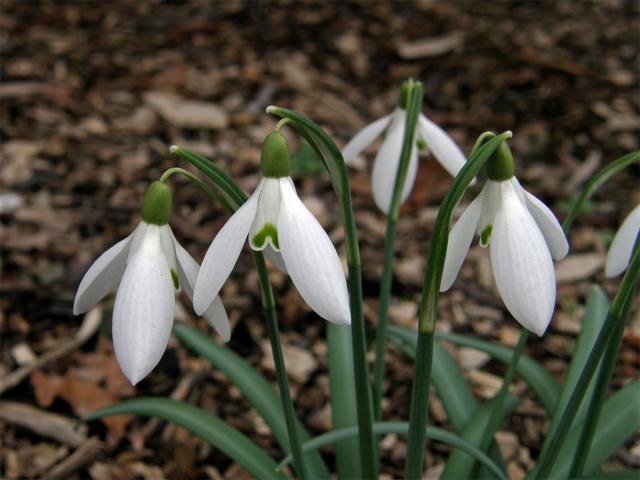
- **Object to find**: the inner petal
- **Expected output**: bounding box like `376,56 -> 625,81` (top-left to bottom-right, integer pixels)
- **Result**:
477,180 -> 503,246
249,178 -> 282,251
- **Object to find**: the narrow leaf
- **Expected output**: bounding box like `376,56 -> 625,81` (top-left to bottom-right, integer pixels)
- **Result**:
85,397 -> 289,479
173,323 -> 329,478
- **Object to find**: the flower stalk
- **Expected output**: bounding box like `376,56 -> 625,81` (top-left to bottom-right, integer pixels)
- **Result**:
404,131 -> 512,479
373,79 -> 424,422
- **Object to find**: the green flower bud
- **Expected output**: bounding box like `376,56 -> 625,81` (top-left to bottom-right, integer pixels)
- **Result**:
141,181 -> 172,225
486,141 -> 515,181
261,131 -> 291,178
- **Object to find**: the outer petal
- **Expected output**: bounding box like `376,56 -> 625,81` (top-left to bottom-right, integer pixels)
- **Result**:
73,223 -> 145,315
112,225 -> 175,385
342,114 -> 392,164
510,179 -> 569,260
418,114 -> 467,178
371,115 -> 417,214
193,183 -> 261,315
174,239 -> 230,341
605,203 -> 640,278
277,179 -> 351,324
490,182 -> 556,336
440,195 -> 483,292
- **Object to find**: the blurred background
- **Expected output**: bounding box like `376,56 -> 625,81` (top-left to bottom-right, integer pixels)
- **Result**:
1,1 -> 638,478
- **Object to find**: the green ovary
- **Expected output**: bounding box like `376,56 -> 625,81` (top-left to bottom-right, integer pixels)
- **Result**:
252,223 -> 280,250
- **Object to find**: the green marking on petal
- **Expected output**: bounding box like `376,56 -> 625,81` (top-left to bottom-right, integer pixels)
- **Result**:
480,224 -> 493,247
416,138 -> 427,151
170,268 -> 180,290
252,223 -> 280,250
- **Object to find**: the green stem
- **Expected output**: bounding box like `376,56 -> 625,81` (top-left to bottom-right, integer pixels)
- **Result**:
373,81 -> 424,421
253,252 -> 307,479
404,330 -> 435,479
266,106 -> 377,479
562,150 -> 639,232
472,329 -> 529,477
403,132 -> 511,479
159,167 -> 233,212
532,239 -> 640,479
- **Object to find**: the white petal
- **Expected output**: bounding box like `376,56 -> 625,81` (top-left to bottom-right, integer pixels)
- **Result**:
73,224 -> 143,315
440,195 -> 483,292
477,181 -> 501,246
263,245 -> 287,273
518,182 -> 569,260
159,225 -> 178,284
277,179 -> 351,324
372,116 -> 417,214
342,114 -> 392,164
490,182 -> 556,336
112,225 -> 175,385
193,183 -> 261,315
605,204 -> 640,278
249,178 -> 281,251
174,239 -> 230,341
418,114 -> 467,178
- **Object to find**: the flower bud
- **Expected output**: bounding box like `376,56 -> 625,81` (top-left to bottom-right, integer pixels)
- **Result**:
486,141 -> 515,181
260,131 -> 291,178
141,181 -> 172,225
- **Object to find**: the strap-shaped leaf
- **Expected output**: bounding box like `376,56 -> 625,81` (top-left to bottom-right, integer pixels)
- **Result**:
548,379 -> 640,478
437,332 -> 560,413
441,395 -> 520,479
172,323 -> 329,478
278,422 -> 507,480
85,397 -> 289,479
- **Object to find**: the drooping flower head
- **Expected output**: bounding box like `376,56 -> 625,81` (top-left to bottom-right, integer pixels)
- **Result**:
193,130 -> 351,325
441,138 -> 569,336
605,203 -> 640,278
73,181 -> 229,385
342,79 -> 469,214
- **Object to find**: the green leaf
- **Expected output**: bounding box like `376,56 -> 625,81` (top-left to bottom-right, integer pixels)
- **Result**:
584,469 -> 640,479
546,286 -> 608,443
548,380 -> 640,478
291,140 -> 326,176
326,324 -> 362,479
278,422 -> 507,480
172,323 -> 329,478
436,332 -> 560,414
84,397 -> 289,479
441,395 -> 521,480
387,325 -> 508,477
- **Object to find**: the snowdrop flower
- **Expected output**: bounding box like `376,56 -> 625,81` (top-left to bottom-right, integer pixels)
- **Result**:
194,130 -> 350,325
605,203 -> 640,278
342,81 -> 468,214
440,140 -> 569,336
73,181 -> 229,385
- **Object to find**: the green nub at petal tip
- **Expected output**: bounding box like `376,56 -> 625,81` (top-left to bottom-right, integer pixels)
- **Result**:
261,132 -> 291,178
170,269 -> 180,290
480,224 -> 493,247
141,181 -> 172,225
252,223 -> 279,250
486,141 -> 515,181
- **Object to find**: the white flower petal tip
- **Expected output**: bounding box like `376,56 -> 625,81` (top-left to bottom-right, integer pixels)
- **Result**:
490,183 -> 556,337
418,115 -> 468,179
520,184 -> 569,260
342,114 -> 392,165
112,225 -> 176,385
278,179 -> 351,325
169,145 -> 179,153
440,195 -> 482,292
193,185 -> 261,315
605,204 -> 640,278
204,296 -> 231,342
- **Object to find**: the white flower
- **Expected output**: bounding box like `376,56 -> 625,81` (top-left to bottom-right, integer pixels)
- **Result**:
342,108 -> 467,214
605,203 -> 640,278
193,176 -> 351,325
440,177 -> 569,336
73,221 -> 229,385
